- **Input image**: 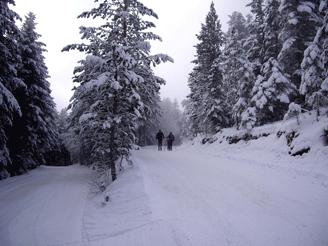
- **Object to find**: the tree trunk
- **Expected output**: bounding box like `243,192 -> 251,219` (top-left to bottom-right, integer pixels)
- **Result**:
110,159 -> 117,181
110,91 -> 118,182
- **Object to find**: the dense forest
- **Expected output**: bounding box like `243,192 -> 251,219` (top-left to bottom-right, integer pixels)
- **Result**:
0,0 -> 173,182
1,0 -> 327,186
185,0 -> 328,134
0,4 -> 70,180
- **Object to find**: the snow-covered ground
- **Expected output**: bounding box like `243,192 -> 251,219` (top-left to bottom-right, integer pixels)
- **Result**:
0,165 -> 92,246
1,116 -> 327,245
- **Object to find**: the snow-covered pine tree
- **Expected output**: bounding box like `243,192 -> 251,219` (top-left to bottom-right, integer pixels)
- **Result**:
8,12 -> 61,174
187,2 -> 227,134
263,0 -> 282,62
186,70 -> 204,135
250,57 -> 296,124
245,0 -> 265,76
321,0 -> 328,95
239,1 -> 266,129
234,60 -> 256,128
202,59 -> 229,133
278,0 -> 321,94
0,0 -> 25,179
300,0 -> 328,119
65,55 -> 103,166
57,108 -> 69,136
240,106 -> 257,130
181,99 -> 194,139
284,102 -> 302,124
227,11 -> 249,39
222,12 -> 249,125
245,0 -> 295,125
56,108 -> 80,163
63,0 -> 172,182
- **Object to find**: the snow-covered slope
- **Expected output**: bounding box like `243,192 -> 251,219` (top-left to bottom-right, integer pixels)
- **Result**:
0,114 -> 327,246
190,111 -> 328,177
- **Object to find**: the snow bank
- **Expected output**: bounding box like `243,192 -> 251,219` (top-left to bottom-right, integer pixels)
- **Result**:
187,110 -> 328,177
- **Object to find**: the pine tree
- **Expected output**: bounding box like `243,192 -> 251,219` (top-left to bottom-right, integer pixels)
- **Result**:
278,0 -> 321,92
63,0 -> 172,182
321,0 -> 328,93
187,2 -> 227,134
240,106 -> 257,130
181,99 -> 194,139
0,0 -> 25,178
300,0 -> 328,118
245,0 -> 265,76
250,57 -> 296,124
7,12 -> 60,174
56,109 -> 80,163
227,11 -> 249,40
201,58 -> 228,133
263,0 -> 282,62
222,12 -> 249,125
66,55 -> 102,166
245,0 -> 295,125
239,1 -> 266,129
186,70 -> 204,135
234,60 -> 256,128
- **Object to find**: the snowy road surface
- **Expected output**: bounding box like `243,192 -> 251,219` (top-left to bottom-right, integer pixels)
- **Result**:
0,145 -> 328,246
0,165 -> 92,246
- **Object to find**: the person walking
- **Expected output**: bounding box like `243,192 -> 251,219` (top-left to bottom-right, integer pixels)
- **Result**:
167,132 -> 175,151
156,129 -> 165,151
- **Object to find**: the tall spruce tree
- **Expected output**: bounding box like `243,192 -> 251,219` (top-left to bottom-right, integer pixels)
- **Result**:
234,60 -> 256,128
0,0 -> 25,179
239,1 -> 266,129
63,0 -> 171,182
245,0 -> 265,76
186,70 -> 203,135
300,0 -> 328,118
7,13 -> 60,174
321,0 -> 328,93
222,12 -> 249,125
227,11 -> 249,39
181,99 -> 194,138
278,0 -> 321,94
263,0 -> 282,62
245,0 -> 296,125
187,2 -> 227,134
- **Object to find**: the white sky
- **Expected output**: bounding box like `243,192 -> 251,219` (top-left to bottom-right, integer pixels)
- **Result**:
14,0 -> 249,110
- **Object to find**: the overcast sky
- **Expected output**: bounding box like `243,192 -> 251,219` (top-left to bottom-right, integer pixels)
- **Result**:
14,0 -> 249,110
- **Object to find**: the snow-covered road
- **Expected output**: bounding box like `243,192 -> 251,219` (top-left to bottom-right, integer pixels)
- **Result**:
0,145 -> 327,246
0,166 -> 92,246
134,147 -> 328,246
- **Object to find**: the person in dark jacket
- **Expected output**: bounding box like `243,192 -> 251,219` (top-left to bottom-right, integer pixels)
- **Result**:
167,132 -> 175,151
156,130 -> 165,151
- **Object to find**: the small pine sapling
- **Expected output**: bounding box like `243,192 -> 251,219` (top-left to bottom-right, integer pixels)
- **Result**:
284,102 -> 302,125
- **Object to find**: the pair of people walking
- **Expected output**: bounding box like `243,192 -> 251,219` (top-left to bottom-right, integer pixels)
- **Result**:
156,130 -> 175,151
